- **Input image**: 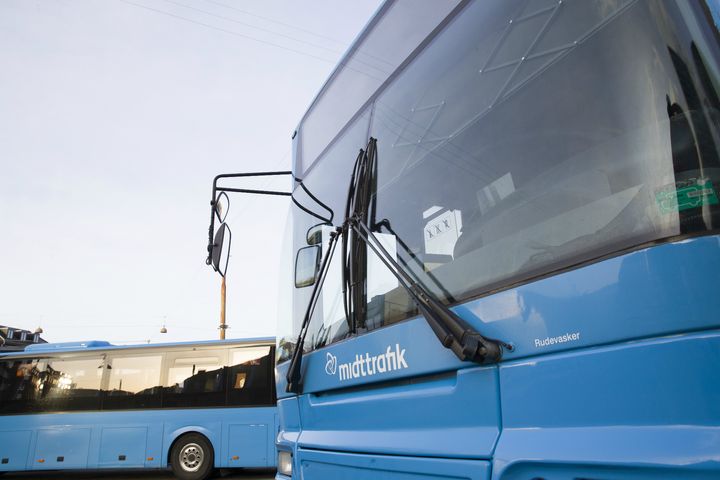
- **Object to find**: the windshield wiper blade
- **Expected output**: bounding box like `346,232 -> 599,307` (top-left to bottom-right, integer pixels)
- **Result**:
342,148 -> 371,333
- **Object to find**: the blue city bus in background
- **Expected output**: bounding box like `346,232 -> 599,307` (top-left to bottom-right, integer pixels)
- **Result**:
264,0 -> 720,478
0,337 -> 277,479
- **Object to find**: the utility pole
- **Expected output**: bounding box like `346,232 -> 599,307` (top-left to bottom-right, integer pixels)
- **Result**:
219,275 -> 227,340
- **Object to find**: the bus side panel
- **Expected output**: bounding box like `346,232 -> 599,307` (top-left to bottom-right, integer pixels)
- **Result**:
227,424 -> 268,466
164,422 -> 221,468
32,427 -> 91,470
0,407 -> 277,472
297,449 -> 491,480
493,331 -> 720,479
295,363 -> 500,459
145,421 -> 164,468
225,408 -> 277,468
162,407 -> 277,468
0,430 -> 31,472
98,426 -> 148,468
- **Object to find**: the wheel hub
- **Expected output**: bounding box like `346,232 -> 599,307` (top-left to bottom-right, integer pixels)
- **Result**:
179,443 -> 204,472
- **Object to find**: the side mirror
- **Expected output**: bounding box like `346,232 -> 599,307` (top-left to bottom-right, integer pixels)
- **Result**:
214,191 -> 230,223
295,246 -> 321,288
306,223 -> 331,245
306,225 -> 323,245
212,223 -> 232,277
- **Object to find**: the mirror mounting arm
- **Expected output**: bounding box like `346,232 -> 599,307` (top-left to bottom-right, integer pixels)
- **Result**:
206,171 -> 293,266
205,171 -> 335,268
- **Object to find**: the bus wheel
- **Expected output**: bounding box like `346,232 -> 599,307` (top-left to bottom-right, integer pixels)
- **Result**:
170,433 -> 215,480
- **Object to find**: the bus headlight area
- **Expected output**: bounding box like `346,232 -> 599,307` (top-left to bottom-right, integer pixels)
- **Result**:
277,450 -> 292,477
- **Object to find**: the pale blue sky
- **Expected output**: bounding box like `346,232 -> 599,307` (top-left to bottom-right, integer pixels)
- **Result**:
0,0 -> 381,344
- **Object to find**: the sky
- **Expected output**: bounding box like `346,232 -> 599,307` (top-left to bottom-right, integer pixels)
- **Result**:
0,0 -> 382,344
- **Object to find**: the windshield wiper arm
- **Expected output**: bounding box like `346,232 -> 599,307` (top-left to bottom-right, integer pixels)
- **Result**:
374,218 -> 457,304
350,217 -> 505,363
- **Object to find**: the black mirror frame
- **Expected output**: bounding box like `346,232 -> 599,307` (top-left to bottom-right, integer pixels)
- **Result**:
294,245 -> 321,288
212,223 -> 232,277
214,191 -> 230,223
306,222 -> 332,245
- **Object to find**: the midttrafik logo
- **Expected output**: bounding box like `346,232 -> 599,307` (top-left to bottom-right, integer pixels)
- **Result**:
324,344 -> 408,381
325,352 -> 337,375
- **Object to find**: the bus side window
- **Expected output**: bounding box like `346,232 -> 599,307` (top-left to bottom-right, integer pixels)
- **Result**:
39,356 -> 104,412
0,358 -> 43,414
226,346 -> 273,406
162,351 -> 226,408
103,354 -> 162,410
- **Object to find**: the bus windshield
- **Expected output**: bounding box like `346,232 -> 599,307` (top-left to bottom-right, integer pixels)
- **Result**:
282,0 -> 720,359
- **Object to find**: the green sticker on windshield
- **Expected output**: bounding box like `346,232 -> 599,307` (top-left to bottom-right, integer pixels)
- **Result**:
655,178 -> 718,214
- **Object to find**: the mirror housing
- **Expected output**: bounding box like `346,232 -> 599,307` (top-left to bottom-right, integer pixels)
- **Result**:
306,223 -> 329,245
295,245 -> 321,288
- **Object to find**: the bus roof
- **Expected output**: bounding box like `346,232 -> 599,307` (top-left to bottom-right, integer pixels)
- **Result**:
0,336 -> 275,357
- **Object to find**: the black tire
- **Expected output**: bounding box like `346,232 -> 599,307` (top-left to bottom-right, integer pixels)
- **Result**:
170,433 -> 215,480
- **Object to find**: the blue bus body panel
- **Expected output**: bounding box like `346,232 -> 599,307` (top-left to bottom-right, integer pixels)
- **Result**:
495,330 -> 720,479
298,365 -> 499,458
0,407 -> 277,471
276,236 -> 720,478
227,423 -> 270,467
297,449 -> 491,480
98,427 -> 149,468
33,427 -> 92,470
0,430 -> 31,471
456,235 -> 720,360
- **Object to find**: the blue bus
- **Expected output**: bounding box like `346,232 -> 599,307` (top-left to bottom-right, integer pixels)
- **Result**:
0,337 -> 277,479
262,0 -> 720,478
